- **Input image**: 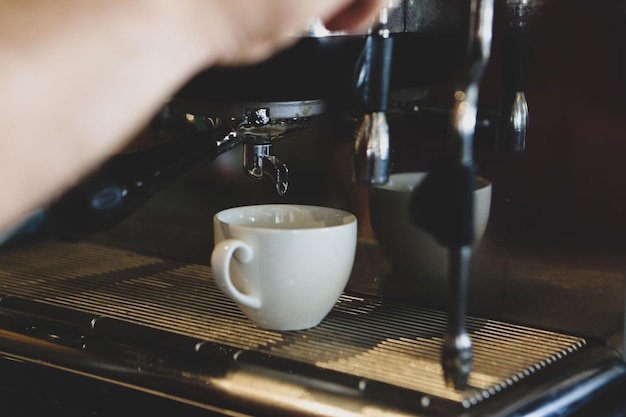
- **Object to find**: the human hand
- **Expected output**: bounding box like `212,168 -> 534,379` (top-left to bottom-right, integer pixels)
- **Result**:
0,0 -> 392,234
201,0 -> 392,66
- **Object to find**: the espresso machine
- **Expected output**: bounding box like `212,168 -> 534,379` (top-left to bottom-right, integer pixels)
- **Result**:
0,0 -> 625,416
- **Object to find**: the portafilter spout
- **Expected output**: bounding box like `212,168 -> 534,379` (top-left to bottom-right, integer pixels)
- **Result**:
238,107 -> 296,197
409,0 -> 494,390
177,99 -> 327,197
243,143 -> 288,196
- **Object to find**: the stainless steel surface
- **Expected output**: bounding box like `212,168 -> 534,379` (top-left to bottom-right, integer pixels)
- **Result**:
0,239 -> 591,409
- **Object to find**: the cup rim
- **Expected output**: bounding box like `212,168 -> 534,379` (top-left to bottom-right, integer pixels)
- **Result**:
214,204 -> 357,231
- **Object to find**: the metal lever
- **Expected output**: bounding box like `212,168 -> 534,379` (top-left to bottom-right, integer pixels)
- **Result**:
409,0 -> 494,390
352,7 -> 394,185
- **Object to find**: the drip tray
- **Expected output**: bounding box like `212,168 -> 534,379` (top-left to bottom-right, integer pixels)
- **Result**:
0,240 -> 588,409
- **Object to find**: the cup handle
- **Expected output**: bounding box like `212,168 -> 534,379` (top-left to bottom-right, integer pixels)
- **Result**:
211,239 -> 262,309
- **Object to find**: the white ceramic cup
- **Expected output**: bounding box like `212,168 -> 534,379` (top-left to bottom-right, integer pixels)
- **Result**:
369,172 -> 492,302
211,204 -> 358,331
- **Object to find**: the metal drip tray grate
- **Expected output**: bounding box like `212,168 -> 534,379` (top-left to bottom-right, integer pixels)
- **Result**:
0,240 -> 586,407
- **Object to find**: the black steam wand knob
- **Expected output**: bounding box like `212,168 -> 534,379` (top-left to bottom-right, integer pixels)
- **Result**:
50,124 -> 240,233
409,0 -> 495,390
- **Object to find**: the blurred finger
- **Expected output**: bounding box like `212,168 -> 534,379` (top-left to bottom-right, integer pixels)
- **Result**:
324,0 -> 391,32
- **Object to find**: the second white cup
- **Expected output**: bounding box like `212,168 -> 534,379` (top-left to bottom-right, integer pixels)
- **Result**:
369,172 -> 492,302
211,204 -> 358,331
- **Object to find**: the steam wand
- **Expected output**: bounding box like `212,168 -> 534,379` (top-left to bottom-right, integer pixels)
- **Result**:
409,0 -> 494,390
